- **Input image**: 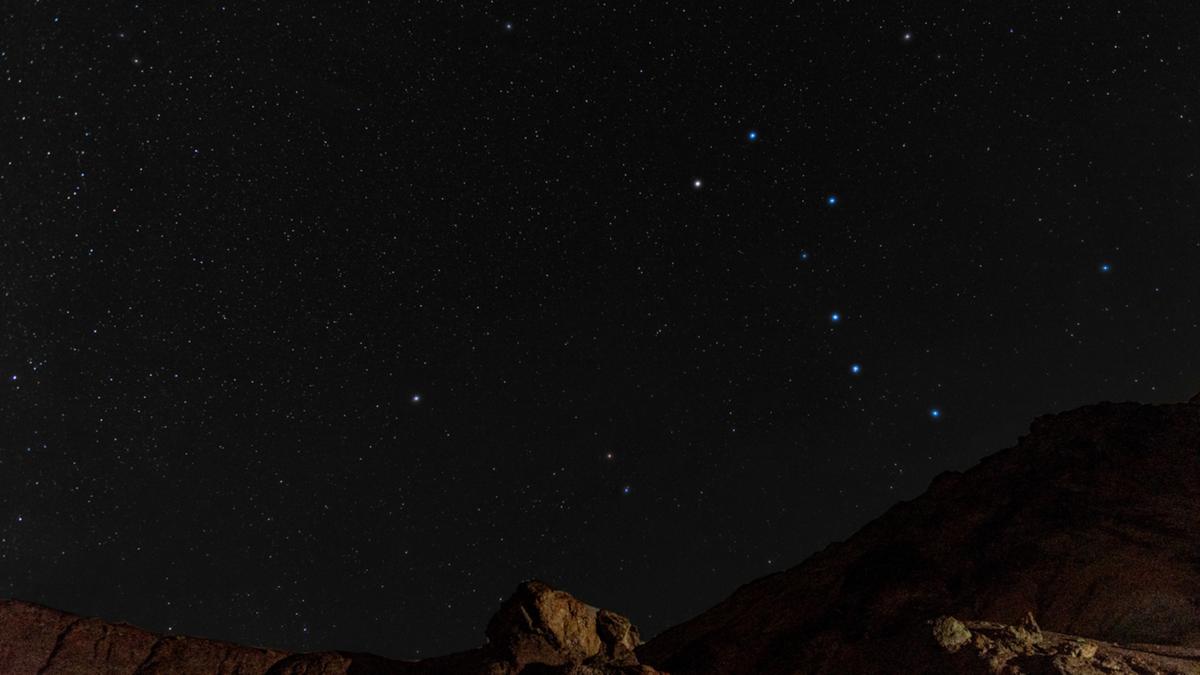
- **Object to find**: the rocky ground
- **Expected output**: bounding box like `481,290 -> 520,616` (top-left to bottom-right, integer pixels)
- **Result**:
929,613 -> 1200,674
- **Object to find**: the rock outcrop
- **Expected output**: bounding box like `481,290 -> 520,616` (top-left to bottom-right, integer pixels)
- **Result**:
638,397 -> 1200,673
929,614 -> 1200,674
0,581 -> 661,674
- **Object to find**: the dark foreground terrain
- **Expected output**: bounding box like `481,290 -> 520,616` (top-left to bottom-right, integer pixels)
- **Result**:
5,395 -> 1200,674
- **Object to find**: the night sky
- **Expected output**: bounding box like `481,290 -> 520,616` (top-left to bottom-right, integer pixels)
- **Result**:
3,1 -> 1199,661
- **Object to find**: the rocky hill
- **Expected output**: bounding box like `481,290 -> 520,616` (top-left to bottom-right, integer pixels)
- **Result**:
637,395 -> 1200,673
4,395 -> 1200,674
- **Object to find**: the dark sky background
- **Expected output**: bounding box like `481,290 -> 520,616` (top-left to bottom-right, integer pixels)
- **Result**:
2,0 -> 1198,661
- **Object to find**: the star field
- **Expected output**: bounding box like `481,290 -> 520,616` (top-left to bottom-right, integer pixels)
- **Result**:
1,1 -> 1199,662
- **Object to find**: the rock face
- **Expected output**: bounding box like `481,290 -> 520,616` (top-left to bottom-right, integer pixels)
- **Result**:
929,615 -> 1200,674
486,581 -> 644,671
0,581 -> 661,674
637,397 -> 1200,673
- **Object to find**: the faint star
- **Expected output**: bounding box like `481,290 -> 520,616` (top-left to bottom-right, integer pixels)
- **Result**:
622,485 -> 631,494
1100,262 -> 1112,273
799,251 -> 810,261
902,32 -> 913,42
605,452 -> 614,460
504,21 -> 513,31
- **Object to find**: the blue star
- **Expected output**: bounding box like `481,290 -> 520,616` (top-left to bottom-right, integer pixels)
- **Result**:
747,130 -> 758,142
622,485 -> 632,495
411,393 -> 422,404
799,251 -> 810,261
826,195 -> 838,206
850,363 -> 862,375
930,408 -> 942,420
830,312 -> 841,323
1100,262 -> 1112,273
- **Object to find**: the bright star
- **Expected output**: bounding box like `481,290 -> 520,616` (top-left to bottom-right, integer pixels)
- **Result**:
902,32 -> 913,42
411,394 -> 422,404
830,312 -> 841,323
692,178 -> 703,189
799,251 -> 810,261
504,21 -> 513,31
1100,263 -> 1112,273
930,408 -> 942,419
826,195 -> 838,206
850,364 -> 862,374
747,130 -> 758,141
622,485 -> 631,494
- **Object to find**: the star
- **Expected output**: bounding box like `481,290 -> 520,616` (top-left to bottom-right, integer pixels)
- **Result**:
830,312 -> 841,323
747,130 -> 758,142
604,452 -> 614,460
622,485 -> 632,494
411,394 -> 422,404
826,195 -> 838,206
849,363 -> 862,375
930,408 -> 942,419
902,32 -> 913,42
1100,262 -> 1112,273
799,251 -> 810,261
692,178 -> 703,190
503,21 -> 514,31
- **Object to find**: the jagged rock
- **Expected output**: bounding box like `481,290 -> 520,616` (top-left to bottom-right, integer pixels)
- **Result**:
929,617 -> 1200,674
1006,611 -> 1043,647
0,583 -> 661,674
595,609 -> 641,664
931,616 -> 972,652
487,581 -> 605,667
639,397 -> 1200,673
485,581 -> 646,671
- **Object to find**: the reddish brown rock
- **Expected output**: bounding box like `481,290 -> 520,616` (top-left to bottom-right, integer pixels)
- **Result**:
0,583 -> 660,674
639,397 -> 1200,673
485,581 -> 643,671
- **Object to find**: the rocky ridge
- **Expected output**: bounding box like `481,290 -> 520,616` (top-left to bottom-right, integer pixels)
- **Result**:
5,395 -> 1200,673
0,581 -> 661,674
637,396 -> 1200,673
